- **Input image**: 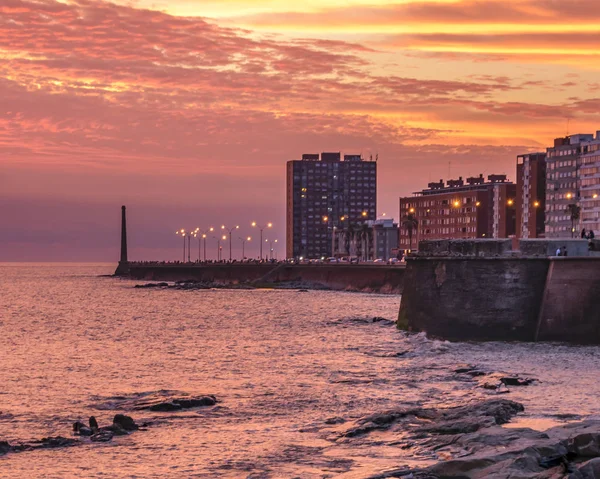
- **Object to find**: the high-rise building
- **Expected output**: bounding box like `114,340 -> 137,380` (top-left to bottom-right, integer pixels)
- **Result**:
516,152 -> 546,238
545,133 -> 595,238
579,132 -> 600,235
399,174 -> 516,250
286,152 -> 377,259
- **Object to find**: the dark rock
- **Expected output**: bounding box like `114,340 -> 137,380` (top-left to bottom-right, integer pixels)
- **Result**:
149,402 -> 182,412
325,417 -> 346,425
89,416 -> 99,431
417,417 -> 494,435
134,282 -> 169,288
576,457 -> 600,478
0,441 -> 11,455
500,376 -> 536,386
101,424 -> 129,436
442,399 -> 524,425
148,396 -> 217,411
174,397 -> 217,408
35,436 -> 78,448
90,431 -> 113,442
113,414 -> 139,431
564,433 -> 600,457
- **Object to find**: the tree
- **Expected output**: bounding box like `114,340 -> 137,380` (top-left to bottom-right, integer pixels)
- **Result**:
360,223 -> 373,260
401,213 -> 419,251
566,203 -> 581,238
345,223 -> 357,256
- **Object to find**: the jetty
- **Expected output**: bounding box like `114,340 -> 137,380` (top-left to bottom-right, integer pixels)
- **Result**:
112,206 -> 405,293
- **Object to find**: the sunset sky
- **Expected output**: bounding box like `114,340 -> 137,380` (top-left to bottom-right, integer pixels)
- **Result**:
2,0 -> 600,261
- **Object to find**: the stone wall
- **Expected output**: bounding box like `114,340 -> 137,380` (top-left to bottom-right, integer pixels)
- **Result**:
519,239 -> 593,257
399,257 -> 550,341
400,252 -> 600,343
536,258 -> 600,343
124,263 -> 405,294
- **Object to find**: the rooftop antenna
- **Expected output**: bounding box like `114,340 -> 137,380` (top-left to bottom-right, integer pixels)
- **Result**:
375,152 -> 378,162
566,118 -> 570,136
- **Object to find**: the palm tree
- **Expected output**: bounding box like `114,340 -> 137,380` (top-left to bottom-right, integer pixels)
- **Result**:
360,223 -> 372,260
566,203 -> 581,238
345,223 -> 357,256
401,213 -> 419,251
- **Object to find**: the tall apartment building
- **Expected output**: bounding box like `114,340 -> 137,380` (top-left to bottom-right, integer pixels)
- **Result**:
579,132 -> 600,234
545,133 -> 595,238
286,152 -> 377,259
516,152 -> 546,238
399,174 -> 516,250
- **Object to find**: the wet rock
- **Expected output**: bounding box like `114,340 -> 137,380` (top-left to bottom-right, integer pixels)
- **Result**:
575,457 -> 600,478
73,421 -> 93,436
89,416 -> 99,431
35,436 -> 79,448
0,441 -> 11,455
564,432 -> 600,457
100,424 -> 129,436
325,417 -> 346,425
443,399 -> 524,425
134,282 -> 169,288
343,408 -> 431,437
355,403 -> 600,479
113,414 -> 139,431
417,417 -> 494,435
500,376 -> 536,387
90,431 -> 113,442
147,396 -> 217,412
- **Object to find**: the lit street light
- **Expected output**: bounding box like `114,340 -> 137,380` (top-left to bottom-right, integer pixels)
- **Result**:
221,225 -> 240,261
251,221 -> 272,260
213,235 -> 227,261
193,227 -> 214,262
265,239 -> 278,260
239,236 -> 251,259
175,229 -> 191,262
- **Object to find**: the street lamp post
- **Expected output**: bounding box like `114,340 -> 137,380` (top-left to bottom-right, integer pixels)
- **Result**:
195,227 -> 214,262
239,236 -> 251,259
266,239 -> 278,260
221,225 -> 240,261
251,222 -> 272,260
175,229 -> 188,262
213,235 -> 227,261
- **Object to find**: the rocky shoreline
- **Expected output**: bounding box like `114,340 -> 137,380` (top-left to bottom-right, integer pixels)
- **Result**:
0,392 -> 218,457
331,398 -> 600,478
134,279 -> 334,291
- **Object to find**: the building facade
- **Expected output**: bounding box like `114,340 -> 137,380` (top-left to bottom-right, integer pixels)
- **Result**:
545,134 -> 595,238
579,132 -> 600,235
330,218 -> 398,260
516,152 -> 546,239
399,174 -> 516,251
370,219 -> 399,261
286,153 -> 377,259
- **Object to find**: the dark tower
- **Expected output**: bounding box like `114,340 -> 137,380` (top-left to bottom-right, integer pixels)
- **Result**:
120,205 -> 128,263
114,205 -> 130,276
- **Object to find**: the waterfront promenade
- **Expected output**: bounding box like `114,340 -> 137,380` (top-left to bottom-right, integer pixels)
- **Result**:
117,261 -> 406,294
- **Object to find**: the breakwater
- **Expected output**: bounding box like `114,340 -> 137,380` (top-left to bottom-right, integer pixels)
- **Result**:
399,239 -> 600,343
119,262 -> 406,294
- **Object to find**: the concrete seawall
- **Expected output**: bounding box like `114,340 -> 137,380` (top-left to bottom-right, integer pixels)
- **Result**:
123,263 -> 406,294
399,257 -> 549,341
536,258 -> 600,343
399,239 -> 600,343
